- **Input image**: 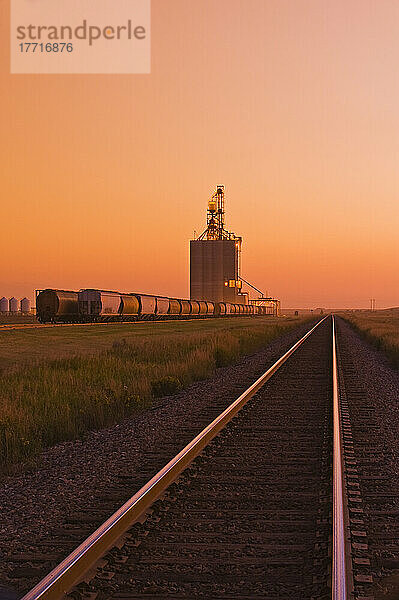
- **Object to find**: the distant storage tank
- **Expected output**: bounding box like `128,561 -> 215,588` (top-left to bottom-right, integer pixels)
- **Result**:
0,297 -> 8,313
20,298 -> 30,313
9,297 -> 18,313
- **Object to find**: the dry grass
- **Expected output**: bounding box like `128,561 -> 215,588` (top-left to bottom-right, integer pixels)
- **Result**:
0,314 -> 35,325
341,308 -> 399,367
0,317 -> 310,471
1,316 -> 294,372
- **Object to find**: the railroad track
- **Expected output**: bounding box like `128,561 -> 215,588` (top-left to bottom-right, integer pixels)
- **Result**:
0,323 -> 104,331
10,316 -> 386,599
0,318 -> 223,332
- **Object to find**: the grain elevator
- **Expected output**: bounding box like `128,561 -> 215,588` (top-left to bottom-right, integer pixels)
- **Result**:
190,186 -> 244,304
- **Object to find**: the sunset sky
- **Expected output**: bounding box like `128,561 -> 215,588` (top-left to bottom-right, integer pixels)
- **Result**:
1,0 -> 398,308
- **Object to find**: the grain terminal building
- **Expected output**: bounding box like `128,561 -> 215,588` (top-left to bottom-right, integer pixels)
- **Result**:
190,185 -> 243,304
190,185 -> 280,316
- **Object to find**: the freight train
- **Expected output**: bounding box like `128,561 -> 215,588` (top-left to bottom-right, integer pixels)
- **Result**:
36,289 -> 268,323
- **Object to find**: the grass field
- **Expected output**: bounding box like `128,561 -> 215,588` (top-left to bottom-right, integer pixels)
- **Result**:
0,314 -> 35,325
0,316 -> 311,471
342,308 -> 399,367
2,317 -> 296,372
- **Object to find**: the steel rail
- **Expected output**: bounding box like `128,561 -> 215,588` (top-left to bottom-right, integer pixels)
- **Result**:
0,316 -> 244,332
22,316 -> 327,600
332,315 -> 348,599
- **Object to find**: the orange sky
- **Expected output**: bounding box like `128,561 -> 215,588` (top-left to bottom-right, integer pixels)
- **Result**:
1,0 -> 398,308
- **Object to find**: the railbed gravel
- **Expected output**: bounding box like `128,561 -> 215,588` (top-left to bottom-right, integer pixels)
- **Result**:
0,320 -> 316,593
336,317 -> 399,598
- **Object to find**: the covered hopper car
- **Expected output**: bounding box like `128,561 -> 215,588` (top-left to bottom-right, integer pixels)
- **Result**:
36,288 -> 265,323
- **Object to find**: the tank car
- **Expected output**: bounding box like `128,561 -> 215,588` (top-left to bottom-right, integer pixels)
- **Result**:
36,289 -> 79,323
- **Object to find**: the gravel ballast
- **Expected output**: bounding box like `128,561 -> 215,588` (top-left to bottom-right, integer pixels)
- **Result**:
336,317 -> 399,598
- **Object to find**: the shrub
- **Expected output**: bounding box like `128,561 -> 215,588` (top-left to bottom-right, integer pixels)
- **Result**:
151,376 -> 183,397
214,345 -> 235,367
